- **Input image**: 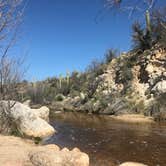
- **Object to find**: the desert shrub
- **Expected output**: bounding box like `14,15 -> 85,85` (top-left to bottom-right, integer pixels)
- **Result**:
132,7 -> 166,52
57,81 -> 70,96
55,94 -> 65,101
151,7 -> 166,46
132,21 -> 153,52
127,98 -> 145,114
0,102 -> 23,136
115,57 -> 133,93
86,59 -> 106,77
104,48 -> 118,64
86,77 -> 103,98
26,82 -> 48,104
149,93 -> 166,120
34,137 -> 42,144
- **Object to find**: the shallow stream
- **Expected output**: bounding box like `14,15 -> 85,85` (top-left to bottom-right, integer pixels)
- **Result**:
45,112 -> 166,166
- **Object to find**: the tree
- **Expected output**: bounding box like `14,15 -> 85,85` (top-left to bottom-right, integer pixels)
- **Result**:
104,0 -> 166,31
0,0 -> 26,134
0,0 -> 25,101
104,0 -> 156,14
104,0 -> 166,50
104,48 -> 118,64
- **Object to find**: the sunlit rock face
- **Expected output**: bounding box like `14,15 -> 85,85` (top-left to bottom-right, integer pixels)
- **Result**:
93,46 -> 166,115
0,101 -> 55,138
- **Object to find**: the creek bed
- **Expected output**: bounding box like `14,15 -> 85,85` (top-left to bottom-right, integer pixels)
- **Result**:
45,112 -> 166,166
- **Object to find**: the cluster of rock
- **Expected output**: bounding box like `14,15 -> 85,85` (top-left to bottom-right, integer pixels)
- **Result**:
0,101 -> 90,166
0,135 -> 89,166
30,146 -> 89,166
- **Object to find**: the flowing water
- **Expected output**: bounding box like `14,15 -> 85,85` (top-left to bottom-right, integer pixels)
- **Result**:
45,112 -> 166,166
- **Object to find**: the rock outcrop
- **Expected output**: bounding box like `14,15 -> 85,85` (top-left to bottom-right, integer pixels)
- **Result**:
85,46 -> 166,118
0,101 -> 55,138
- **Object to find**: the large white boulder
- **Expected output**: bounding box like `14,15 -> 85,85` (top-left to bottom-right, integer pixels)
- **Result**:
0,101 -> 55,138
32,106 -> 50,121
23,99 -> 31,107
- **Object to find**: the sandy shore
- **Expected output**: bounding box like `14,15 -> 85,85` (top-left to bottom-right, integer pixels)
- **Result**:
110,114 -> 155,123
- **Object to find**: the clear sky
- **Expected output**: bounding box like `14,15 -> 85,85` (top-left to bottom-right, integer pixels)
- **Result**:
18,0 -> 158,80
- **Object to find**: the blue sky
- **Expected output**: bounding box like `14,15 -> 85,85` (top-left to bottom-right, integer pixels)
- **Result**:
18,0 -> 156,80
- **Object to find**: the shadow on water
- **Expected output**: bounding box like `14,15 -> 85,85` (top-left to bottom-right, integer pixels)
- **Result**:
45,112 -> 166,166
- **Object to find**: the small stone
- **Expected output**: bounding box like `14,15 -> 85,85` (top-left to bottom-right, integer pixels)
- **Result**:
119,162 -> 148,166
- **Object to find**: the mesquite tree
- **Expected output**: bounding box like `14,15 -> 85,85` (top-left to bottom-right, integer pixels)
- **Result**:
0,0 -> 25,101
0,0 -> 27,134
104,0 -> 166,31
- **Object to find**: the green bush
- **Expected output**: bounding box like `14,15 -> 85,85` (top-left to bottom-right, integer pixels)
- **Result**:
55,94 -> 65,101
104,48 -> 118,64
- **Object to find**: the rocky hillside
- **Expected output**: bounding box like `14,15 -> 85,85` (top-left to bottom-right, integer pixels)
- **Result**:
95,45 -> 166,116
20,44 -> 166,120
46,45 -> 166,120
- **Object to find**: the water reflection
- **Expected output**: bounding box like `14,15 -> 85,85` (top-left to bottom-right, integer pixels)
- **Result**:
46,112 -> 166,166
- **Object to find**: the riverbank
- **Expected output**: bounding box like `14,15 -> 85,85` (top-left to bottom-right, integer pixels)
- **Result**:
0,101 -> 90,166
0,134 -> 89,166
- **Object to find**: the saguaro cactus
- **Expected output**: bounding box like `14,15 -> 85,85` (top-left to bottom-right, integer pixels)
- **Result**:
66,71 -> 70,86
145,10 -> 151,33
59,74 -> 62,89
